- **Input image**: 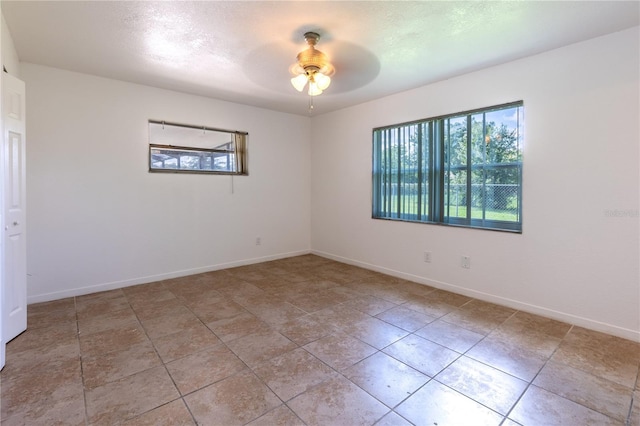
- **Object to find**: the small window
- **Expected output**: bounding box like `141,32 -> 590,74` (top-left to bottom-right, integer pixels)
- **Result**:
148,120 -> 248,175
373,102 -> 523,232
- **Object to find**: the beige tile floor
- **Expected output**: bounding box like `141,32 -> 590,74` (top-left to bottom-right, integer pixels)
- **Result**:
1,254 -> 639,425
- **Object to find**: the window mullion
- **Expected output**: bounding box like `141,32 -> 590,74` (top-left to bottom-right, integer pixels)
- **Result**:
402,127 -> 407,219
416,124 -> 423,221
466,115 -> 472,222
432,120 -> 443,223
386,129 -> 392,217
517,108 -> 523,224
380,130 -> 385,216
428,122 -> 434,222
373,131 -> 381,217
396,128 -> 401,218
482,112 -> 487,222
437,121 -> 442,222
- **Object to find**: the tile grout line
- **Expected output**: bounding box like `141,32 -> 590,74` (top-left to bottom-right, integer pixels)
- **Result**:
124,286 -> 201,425
304,280 -> 492,424
75,286 -> 188,423
241,277 -> 396,425
163,275 -> 306,425
75,296 -> 92,426
624,357 -> 640,425
499,323 -> 575,424
10,258 -> 639,425
498,323 -> 629,424
399,308 -> 530,424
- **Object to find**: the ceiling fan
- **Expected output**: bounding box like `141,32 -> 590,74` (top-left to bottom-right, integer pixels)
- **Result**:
289,32 -> 335,97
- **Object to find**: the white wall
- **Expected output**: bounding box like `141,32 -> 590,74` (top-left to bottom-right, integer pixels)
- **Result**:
1,13 -> 19,77
311,27 -> 640,341
22,64 -> 311,302
16,26 -> 640,341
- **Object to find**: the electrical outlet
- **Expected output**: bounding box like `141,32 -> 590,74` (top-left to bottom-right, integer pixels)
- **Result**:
423,251 -> 432,263
256,237 -> 261,246
461,256 -> 471,269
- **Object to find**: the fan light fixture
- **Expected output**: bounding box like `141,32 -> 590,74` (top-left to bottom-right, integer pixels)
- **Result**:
290,32 -> 335,97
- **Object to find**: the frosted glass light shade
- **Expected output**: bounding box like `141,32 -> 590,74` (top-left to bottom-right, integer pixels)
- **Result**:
315,72 -> 331,90
291,74 -> 308,92
308,81 -> 323,96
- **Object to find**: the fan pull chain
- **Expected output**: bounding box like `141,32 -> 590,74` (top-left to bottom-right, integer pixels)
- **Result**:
308,96 -> 314,113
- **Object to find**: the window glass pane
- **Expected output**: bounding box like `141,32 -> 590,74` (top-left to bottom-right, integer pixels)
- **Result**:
485,107 -> 521,165
148,121 -> 247,175
484,167 -> 520,222
150,146 -> 237,172
471,169 -> 484,219
212,152 -> 236,171
445,169 -> 467,219
386,129 -> 399,217
400,124 -> 419,219
419,122 -> 429,220
373,123 -> 429,221
446,116 -> 467,166
372,102 -> 522,232
471,113 -> 485,166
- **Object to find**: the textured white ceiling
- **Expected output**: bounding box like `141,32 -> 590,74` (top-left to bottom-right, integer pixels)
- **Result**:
2,1 -> 639,116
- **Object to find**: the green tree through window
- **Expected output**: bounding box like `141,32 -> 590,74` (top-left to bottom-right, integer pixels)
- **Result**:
373,102 -> 523,232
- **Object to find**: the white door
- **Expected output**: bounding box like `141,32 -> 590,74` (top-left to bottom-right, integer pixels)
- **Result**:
1,72 -> 26,361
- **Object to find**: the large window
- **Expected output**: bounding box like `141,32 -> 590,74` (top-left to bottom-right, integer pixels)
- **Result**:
148,120 -> 248,175
373,102 -> 523,232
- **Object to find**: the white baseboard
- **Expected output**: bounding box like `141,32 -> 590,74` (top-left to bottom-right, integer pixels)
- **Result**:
312,250 -> 640,342
27,249 -> 311,304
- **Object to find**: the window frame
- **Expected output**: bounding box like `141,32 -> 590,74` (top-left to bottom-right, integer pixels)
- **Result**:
372,101 -> 523,233
148,120 -> 248,176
